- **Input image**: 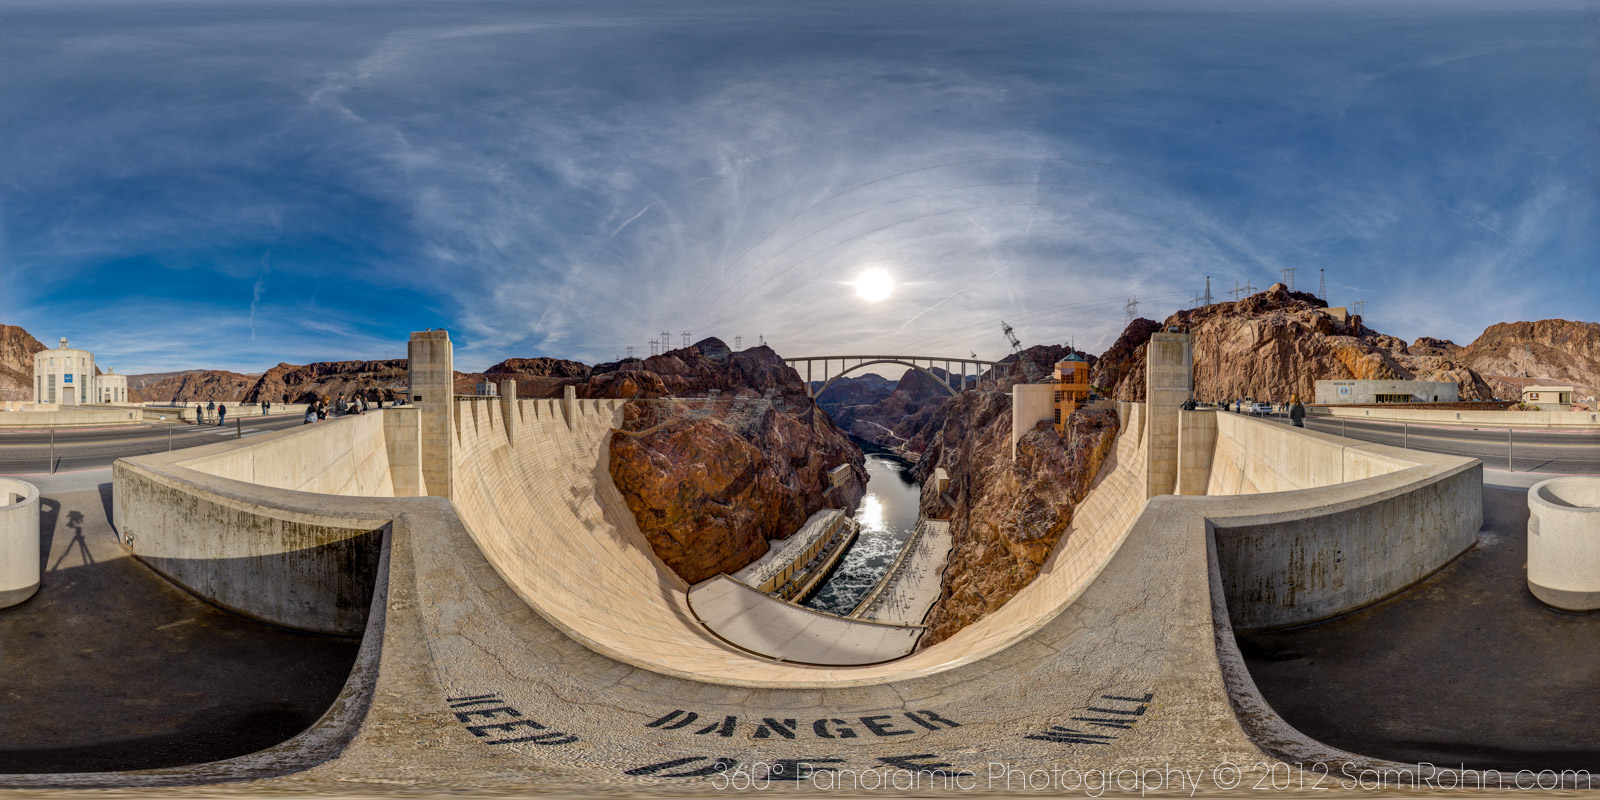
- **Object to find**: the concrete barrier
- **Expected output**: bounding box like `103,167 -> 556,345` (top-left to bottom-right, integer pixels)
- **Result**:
1318,405 -> 1600,428
112,413 -> 410,636
1193,411 -> 1481,631
1527,477 -> 1600,611
0,407 -> 145,427
138,403 -> 312,423
0,478 -> 41,609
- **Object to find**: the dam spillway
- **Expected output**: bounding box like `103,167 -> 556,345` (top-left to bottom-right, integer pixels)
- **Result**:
16,327 -> 1560,794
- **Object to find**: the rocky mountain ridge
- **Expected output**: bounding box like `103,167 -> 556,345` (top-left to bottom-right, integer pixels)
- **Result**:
1455,319 -> 1600,403
1094,284 -> 1495,403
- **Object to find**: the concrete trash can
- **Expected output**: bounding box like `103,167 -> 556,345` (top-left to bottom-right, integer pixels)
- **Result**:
1528,477 -> 1600,611
0,477 -> 41,609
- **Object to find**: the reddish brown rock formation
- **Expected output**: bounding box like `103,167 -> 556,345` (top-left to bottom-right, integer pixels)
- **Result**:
0,325 -> 47,401
1409,337 -> 1462,359
1098,284 -> 1494,403
605,339 -> 866,584
130,370 -> 260,404
1090,317 -> 1161,398
243,360 -> 409,404
1456,319 -> 1600,402
913,394 -> 1119,647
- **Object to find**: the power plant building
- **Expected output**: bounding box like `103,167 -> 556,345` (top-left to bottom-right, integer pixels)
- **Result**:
31,337 -> 125,405
1314,379 -> 1459,405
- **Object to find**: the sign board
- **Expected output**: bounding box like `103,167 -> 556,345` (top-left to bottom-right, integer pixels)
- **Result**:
1338,385 -> 1350,396
63,374 -> 73,384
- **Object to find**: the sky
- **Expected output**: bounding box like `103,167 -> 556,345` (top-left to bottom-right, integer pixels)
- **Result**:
1,0 -> 1596,374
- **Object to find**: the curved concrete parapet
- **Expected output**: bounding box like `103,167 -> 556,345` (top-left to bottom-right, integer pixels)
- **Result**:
1198,411 -> 1481,631
0,477 -> 41,609
112,413 -> 405,636
1527,477 -> 1600,611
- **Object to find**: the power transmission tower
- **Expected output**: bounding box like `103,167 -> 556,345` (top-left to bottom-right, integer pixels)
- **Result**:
1123,296 -> 1140,323
681,331 -> 691,347
1204,275 -> 1213,306
1192,291 -> 1205,308
735,335 -> 742,350
1353,299 -> 1366,317
648,339 -> 659,356
1001,321 -> 1022,355
1241,279 -> 1257,296
659,331 -> 671,352
1280,267 -> 1296,291
1230,282 -> 1243,301
626,345 -> 634,359
758,334 -> 765,346
1318,269 -> 1326,301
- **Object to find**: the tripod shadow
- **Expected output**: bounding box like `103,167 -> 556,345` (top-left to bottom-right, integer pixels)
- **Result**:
50,510 -> 91,571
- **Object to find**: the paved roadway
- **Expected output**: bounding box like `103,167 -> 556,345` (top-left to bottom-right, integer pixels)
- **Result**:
1255,412 -> 1600,474
0,414 -> 308,475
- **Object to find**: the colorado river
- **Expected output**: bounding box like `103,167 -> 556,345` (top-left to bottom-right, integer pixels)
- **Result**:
802,441 -> 922,615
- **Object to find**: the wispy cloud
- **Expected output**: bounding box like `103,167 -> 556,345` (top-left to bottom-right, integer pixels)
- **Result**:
1,1 -> 1594,373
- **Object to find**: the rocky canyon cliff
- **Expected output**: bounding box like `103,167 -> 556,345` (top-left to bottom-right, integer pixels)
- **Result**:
605,339 -> 867,584
1094,284 -> 1495,403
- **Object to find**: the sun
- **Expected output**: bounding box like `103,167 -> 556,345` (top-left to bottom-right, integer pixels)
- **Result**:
853,268 -> 894,303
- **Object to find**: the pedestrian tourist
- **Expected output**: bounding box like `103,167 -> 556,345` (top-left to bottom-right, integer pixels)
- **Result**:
195,403 -> 205,425
217,404 -> 226,426
304,405 -> 316,425
1290,395 -> 1306,428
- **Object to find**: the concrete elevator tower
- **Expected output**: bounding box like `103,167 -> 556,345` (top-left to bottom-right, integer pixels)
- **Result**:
408,330 -> 455,499
1145,329 -> 1194,498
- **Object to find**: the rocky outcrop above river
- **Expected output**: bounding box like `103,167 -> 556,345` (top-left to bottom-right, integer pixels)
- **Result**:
1456,319 -> 1600,402
0,325 -> 47,401
913,393 -> 1119,647
606,339 -> 866,584
1097,284 -> 1495,402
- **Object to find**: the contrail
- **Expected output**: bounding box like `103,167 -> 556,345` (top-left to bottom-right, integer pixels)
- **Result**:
1447,207 -> 1549,269
607,201 -> 658,242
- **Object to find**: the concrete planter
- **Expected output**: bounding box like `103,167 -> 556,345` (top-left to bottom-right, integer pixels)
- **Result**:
1528,477 -> 1600,611
0,477 -> 41,609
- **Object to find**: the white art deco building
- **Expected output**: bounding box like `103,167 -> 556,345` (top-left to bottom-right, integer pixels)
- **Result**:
31,337 -> 125,405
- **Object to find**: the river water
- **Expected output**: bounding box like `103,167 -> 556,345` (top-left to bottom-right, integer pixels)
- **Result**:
802,441 -> 923,616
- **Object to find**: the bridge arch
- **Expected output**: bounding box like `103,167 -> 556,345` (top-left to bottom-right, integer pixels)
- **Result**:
813,359 -> 961,400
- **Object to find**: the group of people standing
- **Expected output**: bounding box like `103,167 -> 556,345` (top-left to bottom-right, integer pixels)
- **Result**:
193,400 -> 276,426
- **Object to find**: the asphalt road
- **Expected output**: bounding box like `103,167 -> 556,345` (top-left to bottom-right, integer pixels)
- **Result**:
0,413 -> 309,475
1256,412 -> 1600,474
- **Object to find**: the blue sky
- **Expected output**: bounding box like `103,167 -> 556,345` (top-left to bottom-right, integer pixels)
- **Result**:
1,0 -> 1594,374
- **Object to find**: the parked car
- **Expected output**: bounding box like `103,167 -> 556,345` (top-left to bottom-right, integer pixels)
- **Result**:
1249,402 -> 1272,415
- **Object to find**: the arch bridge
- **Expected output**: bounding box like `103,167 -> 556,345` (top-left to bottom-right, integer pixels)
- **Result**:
783,355 -> 1014,399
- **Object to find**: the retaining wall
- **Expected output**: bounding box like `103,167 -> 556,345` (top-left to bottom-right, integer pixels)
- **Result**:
0,407 -> 145,427
1318,406 -> 1600,428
